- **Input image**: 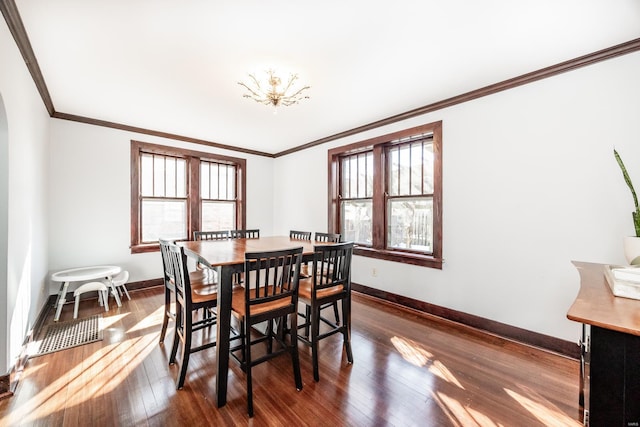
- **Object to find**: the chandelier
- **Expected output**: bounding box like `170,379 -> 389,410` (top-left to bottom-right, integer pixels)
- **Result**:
238,69 -> 310,109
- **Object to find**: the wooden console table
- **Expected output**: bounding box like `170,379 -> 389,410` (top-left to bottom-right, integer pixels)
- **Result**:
567,261 -> 640,426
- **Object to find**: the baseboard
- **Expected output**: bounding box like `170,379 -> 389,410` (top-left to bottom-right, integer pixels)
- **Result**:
352,282 -> 579,360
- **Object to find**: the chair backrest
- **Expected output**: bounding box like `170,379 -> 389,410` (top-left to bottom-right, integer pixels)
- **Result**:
290,230 -> 312,240
230,229 -> 260,239
193,230 -> 230,241
310,242 -> 353,299
243,247 -> 303,322
314,232 -> 341,243
159,238 -> 176,288
166,243 -> 193,309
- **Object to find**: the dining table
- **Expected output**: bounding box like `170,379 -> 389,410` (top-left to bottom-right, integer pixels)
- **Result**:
178,235 -> 330,407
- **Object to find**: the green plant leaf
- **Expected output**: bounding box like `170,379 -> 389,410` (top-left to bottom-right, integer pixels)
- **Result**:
615,149 -> 640,237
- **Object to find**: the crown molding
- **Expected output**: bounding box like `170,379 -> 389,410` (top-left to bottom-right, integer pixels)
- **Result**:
274,37 -> 640,157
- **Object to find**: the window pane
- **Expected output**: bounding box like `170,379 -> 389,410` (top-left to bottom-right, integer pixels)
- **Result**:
202,201 -> 236,230
410,143 -> 423,195
424,143 -> 434,194
366,153 -> 373,197
176,159 -> 186,198
227,165 -> 236,200
399,145 -> 410,196
165,157 -> 176,197
389,147 -> 399,197
141,199 -> 187,242
387,197 -> 433,253
219,165 -> 228,199
210,164 -> 219,199
357,154 -> 367,198
341,200 -> 372,245
153,156 -> 165,197
140,153 -> 153,196
201,162 -> 210,199
349,156 -> 358,198
341,157 -> 350,198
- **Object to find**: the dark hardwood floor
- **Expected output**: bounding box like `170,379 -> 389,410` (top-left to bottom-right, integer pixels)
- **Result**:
0,287 -> 581,426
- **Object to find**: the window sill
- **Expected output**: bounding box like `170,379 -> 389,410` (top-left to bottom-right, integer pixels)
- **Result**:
353,246 -> 443,269
131,243 -> 160,254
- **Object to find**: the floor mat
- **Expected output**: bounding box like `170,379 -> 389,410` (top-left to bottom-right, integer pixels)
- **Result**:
33,315 -> 103,357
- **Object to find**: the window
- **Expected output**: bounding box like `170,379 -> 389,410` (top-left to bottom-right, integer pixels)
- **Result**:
131,141 -> 246,253
328,121 -> 442,268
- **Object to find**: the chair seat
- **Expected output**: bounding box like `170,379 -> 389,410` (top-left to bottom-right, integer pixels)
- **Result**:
231,286 -> 293,317
192,284 -> 218,304
298,277 -> 344,301
73,281 -> 108,296
189,270 -> 217,286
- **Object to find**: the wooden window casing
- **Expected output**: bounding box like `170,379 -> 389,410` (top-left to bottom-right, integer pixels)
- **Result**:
131,140 -> 246,253
328,121 -> 442,268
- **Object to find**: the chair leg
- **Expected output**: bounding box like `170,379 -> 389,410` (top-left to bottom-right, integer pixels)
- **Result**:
342,297 -> 353,364
290,313 -> 303,391
73,295 -> 80,319
169,304 -> 182,365
311,304 -> 321,382
332,301 -> 340,325
304,305 -> 311,338
245,320 -> 254,417
121,285 -> 131,300
160,287 -> 171,343
102,290 -> 109,312
176,314 -> 191,389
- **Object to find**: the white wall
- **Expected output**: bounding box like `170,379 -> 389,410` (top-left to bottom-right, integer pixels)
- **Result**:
0,22 -> 51,373
274,52 -> 640,342
47,120 -> 275,290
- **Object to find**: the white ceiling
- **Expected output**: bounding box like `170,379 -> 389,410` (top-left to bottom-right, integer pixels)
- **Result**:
14,1 -> 640,155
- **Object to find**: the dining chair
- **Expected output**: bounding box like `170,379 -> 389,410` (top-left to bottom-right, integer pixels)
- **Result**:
297,241 -> 354,382
313,232 -> 342,324
158,238 -> 217,345
230,229 -> 260,239
230,246 -> 304,417
166,242 -> 219,389
193,230 -> 230,281
290,230 -> 312,240
314,232 -> 341,243
193,230 -> 230,240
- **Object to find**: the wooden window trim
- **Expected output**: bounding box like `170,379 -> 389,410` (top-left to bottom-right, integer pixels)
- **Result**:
130,140 -> 246,254
328,121 -> 443,269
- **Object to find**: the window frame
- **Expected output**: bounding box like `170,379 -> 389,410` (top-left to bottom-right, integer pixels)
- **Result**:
327,121 -> 442,268
130,140 -> 246,253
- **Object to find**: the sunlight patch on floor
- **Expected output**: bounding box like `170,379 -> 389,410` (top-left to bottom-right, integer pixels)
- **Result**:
434,391 -> 504,427
391,336 -> 464,389
127,305 -> 164,333
1,314 -> 159,425
391,336 -> 433,366
504,386 -> 582,427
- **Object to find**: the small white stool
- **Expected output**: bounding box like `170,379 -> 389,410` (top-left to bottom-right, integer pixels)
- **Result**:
111,270 -> 131,300
73,281 -> 109,319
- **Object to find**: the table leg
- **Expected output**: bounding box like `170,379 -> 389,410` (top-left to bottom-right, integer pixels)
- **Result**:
54,281 -> 70,322
215,265 -> 233,407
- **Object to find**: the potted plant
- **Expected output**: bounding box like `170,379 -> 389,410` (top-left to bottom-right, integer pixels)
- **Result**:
614,148 -> 640,264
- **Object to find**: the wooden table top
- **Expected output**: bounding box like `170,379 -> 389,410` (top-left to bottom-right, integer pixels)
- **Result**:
567,261 -> 640,336
179,236 -> 321,267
